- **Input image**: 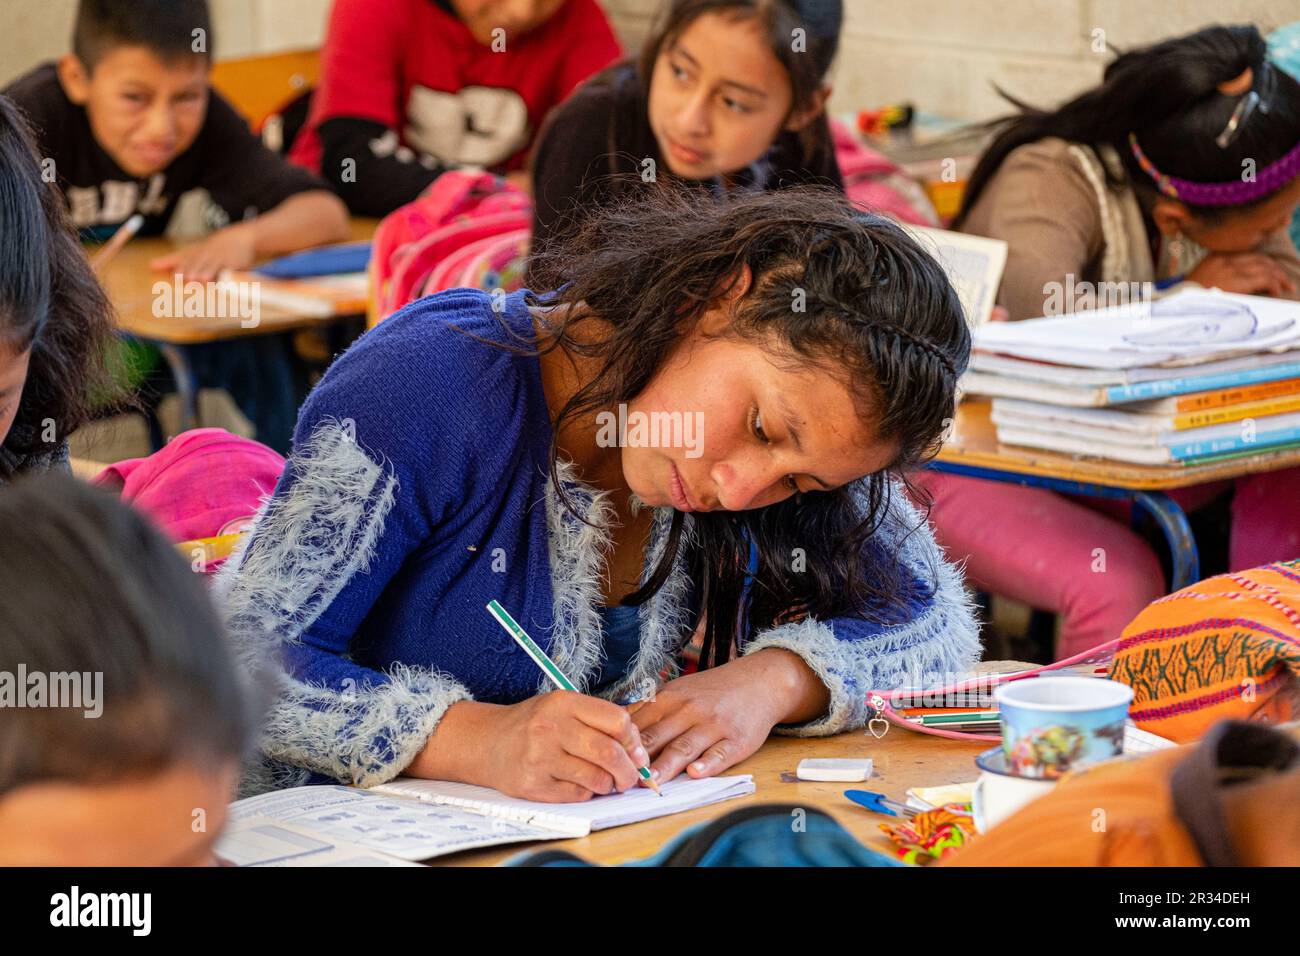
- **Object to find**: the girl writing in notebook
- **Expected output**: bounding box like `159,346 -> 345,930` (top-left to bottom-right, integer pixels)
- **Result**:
0,94 -> 118,485
529,0 -> 843,253
217,187 -> 980,802
923,25 -> 1300,658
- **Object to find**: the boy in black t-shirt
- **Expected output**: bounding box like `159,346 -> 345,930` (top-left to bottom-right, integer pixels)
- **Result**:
6,0 -> 348,277
5,0 -> 350,451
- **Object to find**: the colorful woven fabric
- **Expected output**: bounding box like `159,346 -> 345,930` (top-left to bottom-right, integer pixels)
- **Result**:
1111,560 -> 1300,743
877,804 -> 975,865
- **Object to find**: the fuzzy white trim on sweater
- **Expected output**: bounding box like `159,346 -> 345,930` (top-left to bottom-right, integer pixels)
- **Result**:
215,419 -> 472,791
741,478 -> 981,736
541,456 -> 618,692
600,506 -> 696,703
541,457 -> 693,698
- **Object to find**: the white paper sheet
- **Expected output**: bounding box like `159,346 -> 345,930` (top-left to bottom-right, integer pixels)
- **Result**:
216,816 -> 424,867
228,785 -> 562,861
373,773 -> 756,831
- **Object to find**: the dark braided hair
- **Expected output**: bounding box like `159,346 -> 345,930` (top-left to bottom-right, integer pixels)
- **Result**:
499,185 -> 969,668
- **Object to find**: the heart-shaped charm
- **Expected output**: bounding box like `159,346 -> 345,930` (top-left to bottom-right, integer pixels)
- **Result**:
868,717 -> 888,739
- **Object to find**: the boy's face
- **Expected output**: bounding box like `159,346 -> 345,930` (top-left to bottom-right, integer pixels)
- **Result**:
58,47 -> 209,178
0,760 -> 238,866
449,0 -> 567,47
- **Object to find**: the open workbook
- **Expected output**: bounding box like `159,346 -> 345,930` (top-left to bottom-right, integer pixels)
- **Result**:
217,774 -> 756,866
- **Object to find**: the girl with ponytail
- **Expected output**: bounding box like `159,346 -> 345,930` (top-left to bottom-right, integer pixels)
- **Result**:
530,0 -> 844,255
925,25 -> 1300,660
957,23 -> 1300,320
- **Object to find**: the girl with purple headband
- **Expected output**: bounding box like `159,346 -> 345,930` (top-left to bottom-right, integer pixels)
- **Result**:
921,25 -> 1300,660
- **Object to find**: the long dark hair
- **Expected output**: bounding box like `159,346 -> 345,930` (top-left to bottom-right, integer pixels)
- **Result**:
509,185 -> 968,669
0,475 -> 256,793
955,25 -> 1300,228
0,93 -> 120,470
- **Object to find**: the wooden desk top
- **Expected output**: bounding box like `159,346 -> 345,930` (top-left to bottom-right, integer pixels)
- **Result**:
101,219 -> 378,345
431,719 -> 990,866
938,398 -> 1300,490
69,457 -> 108,481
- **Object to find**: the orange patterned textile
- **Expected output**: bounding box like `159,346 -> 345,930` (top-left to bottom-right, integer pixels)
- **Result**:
1111,560 -> 1300,743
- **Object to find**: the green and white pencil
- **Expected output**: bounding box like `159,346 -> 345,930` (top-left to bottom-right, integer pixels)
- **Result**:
487,599 -> 661,796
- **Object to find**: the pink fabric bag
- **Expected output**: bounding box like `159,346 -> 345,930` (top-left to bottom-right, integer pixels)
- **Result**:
92,428 -> 285,557
371,170 -> 532,320
831,118 -> 940,227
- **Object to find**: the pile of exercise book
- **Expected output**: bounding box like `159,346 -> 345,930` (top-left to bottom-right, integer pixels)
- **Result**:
962,288 -> 1300,466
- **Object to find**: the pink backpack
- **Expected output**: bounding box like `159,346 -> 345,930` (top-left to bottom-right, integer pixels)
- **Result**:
370,150 -> 936,323
93,428 -> 286,571
371,171 -> 532,321
830,118 -> 940,227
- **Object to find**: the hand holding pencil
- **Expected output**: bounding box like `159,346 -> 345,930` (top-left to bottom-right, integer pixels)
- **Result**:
488,600 -> 662,799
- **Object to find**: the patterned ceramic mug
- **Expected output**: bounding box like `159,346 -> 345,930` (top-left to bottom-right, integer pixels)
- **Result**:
995,676 -> 1134,780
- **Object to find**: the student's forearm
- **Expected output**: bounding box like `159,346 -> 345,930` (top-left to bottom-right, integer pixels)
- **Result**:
405,699 -> 499,782
744,647 -> 831,724
242,191 -> 350,257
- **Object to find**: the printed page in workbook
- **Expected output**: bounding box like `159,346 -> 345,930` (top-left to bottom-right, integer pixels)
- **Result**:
216,816 -> 425,867
225,774 -> 755,863
225,785 -> 567,862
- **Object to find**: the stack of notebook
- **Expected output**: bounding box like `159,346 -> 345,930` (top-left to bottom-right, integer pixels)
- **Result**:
963,289 -> 1300,465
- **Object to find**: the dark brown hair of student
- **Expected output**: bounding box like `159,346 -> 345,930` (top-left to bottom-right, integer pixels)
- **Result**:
0,94 -> 121,472
0,475 -> 259,794
499,185 -> 969,669
953,24 -> 1300,229
73,0 -> 214,70
638,0 -> 843,167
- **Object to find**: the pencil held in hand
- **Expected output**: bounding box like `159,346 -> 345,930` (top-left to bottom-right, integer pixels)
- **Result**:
486,599 -> 662,796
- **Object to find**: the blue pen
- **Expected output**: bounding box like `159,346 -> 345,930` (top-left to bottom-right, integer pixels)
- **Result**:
844,789 -> 918,818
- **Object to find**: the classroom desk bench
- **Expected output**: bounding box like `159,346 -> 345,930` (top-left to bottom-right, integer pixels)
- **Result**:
97,219 -> 378,437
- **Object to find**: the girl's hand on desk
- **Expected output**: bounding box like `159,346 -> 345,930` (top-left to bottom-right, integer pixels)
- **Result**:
629,648 -> 818,783
150,223 -> 259,282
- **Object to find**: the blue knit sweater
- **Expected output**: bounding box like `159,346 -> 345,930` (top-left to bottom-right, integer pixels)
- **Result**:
216,289 -> 981,793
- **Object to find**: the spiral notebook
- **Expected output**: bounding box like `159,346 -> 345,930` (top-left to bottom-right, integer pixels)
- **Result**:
222,774 -> 755,863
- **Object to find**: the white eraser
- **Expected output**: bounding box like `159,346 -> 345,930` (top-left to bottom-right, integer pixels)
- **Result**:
796,758 -> 874,782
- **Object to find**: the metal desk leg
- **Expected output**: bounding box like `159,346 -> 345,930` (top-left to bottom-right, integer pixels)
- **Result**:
156,342 -> 198,436
1130,490 -> 1200,590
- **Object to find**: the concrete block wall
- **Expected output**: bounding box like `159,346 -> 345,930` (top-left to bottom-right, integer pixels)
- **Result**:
828,0 -> 1297,121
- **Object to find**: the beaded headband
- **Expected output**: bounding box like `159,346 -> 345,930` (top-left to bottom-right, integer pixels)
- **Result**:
1128,61 -> 1300,206
1128,133 -> 1300,206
